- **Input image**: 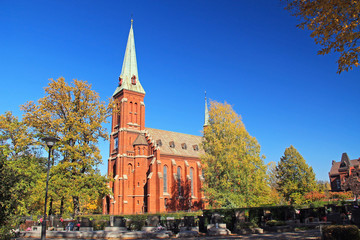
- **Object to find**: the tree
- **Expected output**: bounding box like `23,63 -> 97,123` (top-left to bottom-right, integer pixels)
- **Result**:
275,145 -> 317,204
285,0 -> 360,73
21,77 -> 111,215
0,112 -> 46,216
201,101 -> 271,208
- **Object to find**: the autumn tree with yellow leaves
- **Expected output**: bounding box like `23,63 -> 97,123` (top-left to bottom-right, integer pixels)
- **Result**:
285,0 -> 360,73
201,101 -> 272,208
21,77 -> 111,215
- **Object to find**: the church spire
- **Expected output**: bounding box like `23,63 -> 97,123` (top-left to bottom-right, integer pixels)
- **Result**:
113,19 -> 145,96
204,91 -> 209,127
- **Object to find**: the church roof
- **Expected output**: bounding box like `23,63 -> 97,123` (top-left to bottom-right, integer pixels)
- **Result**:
145,128 -> 204,158
133,133 -> 148,146
113,20 -> 145,96
329,153 -> 360,176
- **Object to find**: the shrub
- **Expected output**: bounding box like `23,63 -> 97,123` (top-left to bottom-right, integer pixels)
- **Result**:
322,225 -> 360,240
266,220 -> 286,227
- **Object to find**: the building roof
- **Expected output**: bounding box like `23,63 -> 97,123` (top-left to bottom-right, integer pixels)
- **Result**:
145,128 -> 204,158
329,156 -> 360,176
133,133 -> 148,146
113,19 -> 145,96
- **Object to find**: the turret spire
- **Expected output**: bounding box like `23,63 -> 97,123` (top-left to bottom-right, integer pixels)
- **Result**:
113,19 -> 145,96
204,91 -> 209,127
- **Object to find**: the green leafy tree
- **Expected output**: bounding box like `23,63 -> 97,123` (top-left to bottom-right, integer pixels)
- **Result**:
21,77 -> 111,215
0,112 -> 45,216
0,150 -> 22,239
201,101 -> 271,208
285,0 -> 360,74
276,145 -> 317,204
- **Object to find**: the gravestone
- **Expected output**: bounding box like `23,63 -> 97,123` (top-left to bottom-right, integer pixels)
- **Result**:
184,216 -> 195,227
52,217 -> 64,229
147,215 -> 160,227
207,213 -> 231,236
114,216 -> 126,227
211,213 -> 223,225
142,215 -> 161,232
79,217 -> 93,231
326,212 -> 341,224
180,216 -> 198,234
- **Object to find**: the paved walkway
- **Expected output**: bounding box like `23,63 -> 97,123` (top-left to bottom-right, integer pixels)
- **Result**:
13,229 -> 321,240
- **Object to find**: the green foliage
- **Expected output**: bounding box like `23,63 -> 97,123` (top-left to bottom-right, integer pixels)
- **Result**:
322,225 -> 360,240
201,101 -> 272,208
0,151 -> 23,240
21,77 -> 111,215
266,220 -> 286,227
275,145 -> 317,204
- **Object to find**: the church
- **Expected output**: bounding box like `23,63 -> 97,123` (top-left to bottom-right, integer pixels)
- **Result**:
103,21 -> 207,214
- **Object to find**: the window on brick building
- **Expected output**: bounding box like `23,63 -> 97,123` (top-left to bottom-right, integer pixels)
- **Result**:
170,141 -> 175,148
193,145 -> 199,151
163,165 -> 168,193
156,140 -> 162,147
181,143 -> 187,149
114,137 -> 118,150
177,166 -> 182,196
190,167 -> 194,196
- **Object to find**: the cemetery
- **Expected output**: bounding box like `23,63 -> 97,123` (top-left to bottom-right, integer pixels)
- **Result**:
12,203 -> 360,239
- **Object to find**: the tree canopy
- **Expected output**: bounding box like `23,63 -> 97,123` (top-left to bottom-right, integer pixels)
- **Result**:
285,0 -> 360,73
275,145 -> 317,204
21,77 -> 111,215
201,101 -> 272,208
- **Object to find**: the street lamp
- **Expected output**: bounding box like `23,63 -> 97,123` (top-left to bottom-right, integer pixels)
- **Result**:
41,136 -> 59,240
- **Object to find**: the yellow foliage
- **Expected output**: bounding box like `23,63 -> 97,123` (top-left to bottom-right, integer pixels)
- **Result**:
286,0 -> 360,73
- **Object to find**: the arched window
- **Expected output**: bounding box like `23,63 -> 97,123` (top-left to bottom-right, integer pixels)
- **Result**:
134,102 -> 138,123
163,165 -> 168,193
190,167 -> 194,196
177,166 -> 181,196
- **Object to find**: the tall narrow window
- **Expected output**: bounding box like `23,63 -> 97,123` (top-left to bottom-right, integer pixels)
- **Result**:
190,167 -> 194,196
113,162 -> 117,178
163,165 -> 168,193
177,167 -> 181,196
114,137 -> 118,150
134,102 -> 138,123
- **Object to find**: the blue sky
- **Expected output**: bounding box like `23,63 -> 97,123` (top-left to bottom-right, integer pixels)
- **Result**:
1,0 -> 359,181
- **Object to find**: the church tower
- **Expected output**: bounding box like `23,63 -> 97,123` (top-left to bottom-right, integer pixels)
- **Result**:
105,20 -> 148,214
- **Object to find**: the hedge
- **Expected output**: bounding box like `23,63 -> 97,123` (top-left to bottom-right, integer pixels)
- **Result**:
322,225 -> 360,240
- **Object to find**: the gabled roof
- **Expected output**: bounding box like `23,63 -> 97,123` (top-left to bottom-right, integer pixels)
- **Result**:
133,133 -> 148,146
329,153 -> 360,176
145,128 -> 204,158
113,19 -> 145,96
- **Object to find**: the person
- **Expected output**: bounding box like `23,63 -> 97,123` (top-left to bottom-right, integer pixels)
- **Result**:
65,222 -> 75,231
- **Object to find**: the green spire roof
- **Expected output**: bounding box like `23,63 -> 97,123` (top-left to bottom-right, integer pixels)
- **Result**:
113,19 -> 145,96
204,91 -> 209,127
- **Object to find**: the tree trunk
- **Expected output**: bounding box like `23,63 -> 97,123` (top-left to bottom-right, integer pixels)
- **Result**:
73,196 -> 80,216
49,197 -> 53,216
60,197 -> 64,215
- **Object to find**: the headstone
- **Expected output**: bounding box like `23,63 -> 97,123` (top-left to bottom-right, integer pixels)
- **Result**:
147,215 -> 160,227
113,216 -> 126,227
80,217 -> 92,227
52,217 -> 63,228
211,213 -> 222,226
184,216 -> 195,228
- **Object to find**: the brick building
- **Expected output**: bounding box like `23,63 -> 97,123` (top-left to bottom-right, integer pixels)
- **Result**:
103,21 -> 206,214
329,152 -> 360,192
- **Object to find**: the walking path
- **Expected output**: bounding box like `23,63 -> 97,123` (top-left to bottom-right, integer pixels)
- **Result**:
13,229 -> 321,240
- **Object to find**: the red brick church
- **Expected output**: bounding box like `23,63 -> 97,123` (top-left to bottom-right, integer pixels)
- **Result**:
103,21 -> 207,214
